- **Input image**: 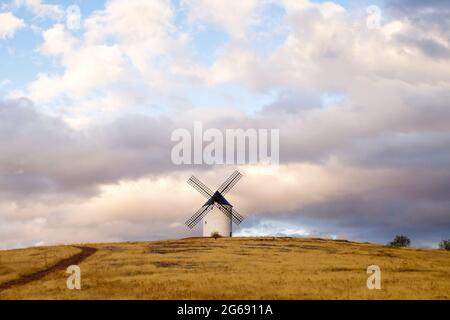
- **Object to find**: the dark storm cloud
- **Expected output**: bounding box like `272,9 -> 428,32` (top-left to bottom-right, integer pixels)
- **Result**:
2,79 -> 450,247
387,0 -> 450,36
249,173 -> 450,247
343,132 -> 450,170
396,34 -> 450,59
301,191 -> 450,246
387,0 -> 450,13
385,0 -> 450,62
3,90 -> 449,195
0,98 -> 174,200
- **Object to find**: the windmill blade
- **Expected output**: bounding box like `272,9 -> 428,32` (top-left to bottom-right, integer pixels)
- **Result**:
218,171 -> 243,195
187,176 -> 214,198
215,203 -> 237,224
221,174 -> 242,195
188,205 -> 214,229
215,203 -> 244,225
186,205 -> 213,229
185,203 -> 211,226
217,171 -> 239,194
231,208 -> 244,224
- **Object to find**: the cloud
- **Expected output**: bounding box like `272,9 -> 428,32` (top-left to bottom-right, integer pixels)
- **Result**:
234,219 -> 311,237
2,89 -> 450,249
0,12 -> 25,39
28,23 -> 129,102
2,0 -> 450,249
183,0 -> 259,39
14,0 -> 64,21
27,0 -> 187,103
0,79 -> 12,88
0,98 -> 173,201
387,0 -> 450,32
385,0 -> 450,62
180,0 -> 450,92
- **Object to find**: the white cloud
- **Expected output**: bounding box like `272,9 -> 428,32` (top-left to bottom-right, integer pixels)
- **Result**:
234,220 -> 311,237
0,79 -> 12,88
33,44 -> 128,100
28,0 -> 187,103
183,0 -> 259,39
0,12 -> 25,39
179,0 -> 450,92
39,23 -> 78,56
28,24 -> 129,102
14,0 -> 64,21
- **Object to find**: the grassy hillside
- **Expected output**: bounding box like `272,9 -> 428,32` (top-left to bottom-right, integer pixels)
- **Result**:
0,246 -> 79,285
0,237 -> 449,299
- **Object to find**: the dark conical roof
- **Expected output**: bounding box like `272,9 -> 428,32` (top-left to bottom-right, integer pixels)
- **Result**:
203,191 -> 232,207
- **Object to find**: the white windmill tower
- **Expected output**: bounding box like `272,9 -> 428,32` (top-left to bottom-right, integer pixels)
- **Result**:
185,171 -> 244,237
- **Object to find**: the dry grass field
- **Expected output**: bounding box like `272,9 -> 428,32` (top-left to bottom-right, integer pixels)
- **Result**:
0,246 -> 79,285
0,237 -> 449,299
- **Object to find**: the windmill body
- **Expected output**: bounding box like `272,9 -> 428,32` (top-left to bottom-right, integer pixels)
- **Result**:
203,207 -> 232,237
185,171 -> 244,237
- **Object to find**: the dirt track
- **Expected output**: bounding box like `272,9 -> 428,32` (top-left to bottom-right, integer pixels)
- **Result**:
0,246 -> 97,292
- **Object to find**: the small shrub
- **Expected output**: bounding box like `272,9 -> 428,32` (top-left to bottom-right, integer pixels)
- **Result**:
439,239 -> 450,251
388,235 -> 411,248
211,232 -> 222,240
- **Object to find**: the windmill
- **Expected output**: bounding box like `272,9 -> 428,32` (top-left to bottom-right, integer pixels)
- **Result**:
186,171 -> 244,237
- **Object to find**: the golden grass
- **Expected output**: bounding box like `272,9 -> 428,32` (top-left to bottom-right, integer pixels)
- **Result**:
0,245 -> 79,284
0,237 -> 449,299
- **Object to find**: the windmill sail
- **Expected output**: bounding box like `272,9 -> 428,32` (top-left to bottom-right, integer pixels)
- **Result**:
185,171 -> 245,233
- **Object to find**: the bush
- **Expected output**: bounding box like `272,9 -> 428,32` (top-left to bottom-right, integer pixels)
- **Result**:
211,232 -> 222,240
439,239 -> 450,251
388,235 -> 411,247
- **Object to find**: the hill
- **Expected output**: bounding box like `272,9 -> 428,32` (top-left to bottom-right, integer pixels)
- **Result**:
0,237 -> 449,299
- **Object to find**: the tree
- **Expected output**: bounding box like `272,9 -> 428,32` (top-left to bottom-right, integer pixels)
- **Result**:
211,232 -> 221,240
439,239 -> 450,251
388,235 -> 411,247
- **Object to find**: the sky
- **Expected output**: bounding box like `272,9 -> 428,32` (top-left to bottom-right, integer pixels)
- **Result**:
0,0 -> 450,249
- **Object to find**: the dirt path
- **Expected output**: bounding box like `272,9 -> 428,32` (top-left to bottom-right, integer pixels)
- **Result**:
0,246 -> 97,291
